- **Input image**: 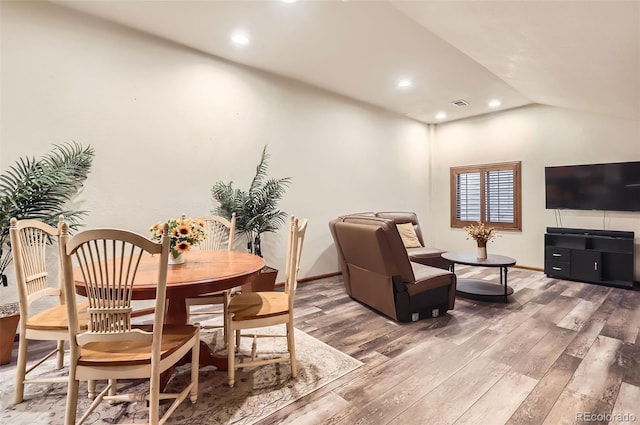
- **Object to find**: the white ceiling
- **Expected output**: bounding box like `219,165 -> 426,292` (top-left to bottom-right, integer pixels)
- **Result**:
54,0 -> 640,124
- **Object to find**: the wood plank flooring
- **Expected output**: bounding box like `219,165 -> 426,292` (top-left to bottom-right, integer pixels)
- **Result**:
259,266 -> 640,425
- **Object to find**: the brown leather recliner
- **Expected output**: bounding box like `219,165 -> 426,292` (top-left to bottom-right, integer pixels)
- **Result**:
375,212 -> 451,270
329,215 -> 456,322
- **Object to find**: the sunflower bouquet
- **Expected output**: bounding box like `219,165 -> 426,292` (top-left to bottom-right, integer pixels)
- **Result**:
463,221 -> 498,247
149,214 -> 206,259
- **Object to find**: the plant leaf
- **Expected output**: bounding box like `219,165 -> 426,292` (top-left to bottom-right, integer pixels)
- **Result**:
0,142 -> 95,276
210,145 -> 291,255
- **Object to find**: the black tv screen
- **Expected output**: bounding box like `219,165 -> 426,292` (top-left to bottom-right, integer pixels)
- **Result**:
545,161 -> 640,211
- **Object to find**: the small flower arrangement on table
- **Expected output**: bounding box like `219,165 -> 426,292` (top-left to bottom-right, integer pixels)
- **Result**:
463,221 -> 498,248
149,214 -> 206,260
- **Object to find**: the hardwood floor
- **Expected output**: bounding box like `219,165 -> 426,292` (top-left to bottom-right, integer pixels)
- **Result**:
260,266 -> 640,425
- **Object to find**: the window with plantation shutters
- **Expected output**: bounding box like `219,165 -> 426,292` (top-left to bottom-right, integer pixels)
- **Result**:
450,162 -> 522,230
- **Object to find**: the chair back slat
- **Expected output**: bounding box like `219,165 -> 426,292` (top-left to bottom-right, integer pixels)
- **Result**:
20,227 -> 49,294
10,217 -> 64,317
198,213 -> 235,251
62,226 -> 169,346
73,239 -> 146,335
284,217 -> 308,310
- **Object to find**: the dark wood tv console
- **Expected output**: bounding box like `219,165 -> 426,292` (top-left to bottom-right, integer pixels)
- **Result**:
544,227 -> 636,289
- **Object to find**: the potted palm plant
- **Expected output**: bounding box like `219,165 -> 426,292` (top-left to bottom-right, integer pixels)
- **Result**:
0,142 -> 94,364
211,145 -> 290,291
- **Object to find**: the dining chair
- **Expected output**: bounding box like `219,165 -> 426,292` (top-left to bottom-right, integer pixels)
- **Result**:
60,224 -> 199,425
185,213 -> 236,342
226,216 -> 307,387
9,216 -> 92,404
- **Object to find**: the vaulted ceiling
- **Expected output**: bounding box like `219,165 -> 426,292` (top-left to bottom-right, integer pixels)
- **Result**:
54,0 -> 640,124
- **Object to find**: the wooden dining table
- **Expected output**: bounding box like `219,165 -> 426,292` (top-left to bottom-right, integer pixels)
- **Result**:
73,250 -> 266,371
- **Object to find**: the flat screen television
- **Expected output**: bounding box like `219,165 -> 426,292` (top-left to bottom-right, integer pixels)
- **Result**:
545,161 -> 640,211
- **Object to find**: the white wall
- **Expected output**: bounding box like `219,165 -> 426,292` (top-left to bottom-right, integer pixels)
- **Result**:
0,1 -> 431,301
430,104 -> 640,279
3,2 -> 639,306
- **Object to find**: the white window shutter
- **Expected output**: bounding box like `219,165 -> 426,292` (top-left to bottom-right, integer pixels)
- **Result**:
486,169 -> 515,223
456,172 -> 481,221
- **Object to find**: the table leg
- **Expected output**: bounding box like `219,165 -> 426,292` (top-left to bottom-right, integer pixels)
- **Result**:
160,298 -> 228,389
165,297 -> 188,325
197,341 -> 227,369
503,267 -> 509,302
165,298 -> 228,368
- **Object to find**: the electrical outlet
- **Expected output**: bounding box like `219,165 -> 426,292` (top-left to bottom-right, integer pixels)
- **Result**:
411,312 -> 419,322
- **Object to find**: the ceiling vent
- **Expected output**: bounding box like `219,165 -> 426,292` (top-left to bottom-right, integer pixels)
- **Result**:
451,99 -> 469,107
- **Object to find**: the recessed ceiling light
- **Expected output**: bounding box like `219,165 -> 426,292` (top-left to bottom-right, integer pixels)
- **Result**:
231,31 -> 250,46
397,79 -> 412,89
488,99 -> 502,108
435,112 -> 447,120
281,0 -> 297,3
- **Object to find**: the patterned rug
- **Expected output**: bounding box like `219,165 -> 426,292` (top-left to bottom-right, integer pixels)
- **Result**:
0,325 -> 362,424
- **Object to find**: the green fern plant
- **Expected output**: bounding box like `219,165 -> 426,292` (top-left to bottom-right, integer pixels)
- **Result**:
211,146 -> 290,257
0,143 -> 95,286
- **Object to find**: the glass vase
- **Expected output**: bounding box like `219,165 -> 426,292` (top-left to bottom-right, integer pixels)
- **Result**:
168,253 -> 185,265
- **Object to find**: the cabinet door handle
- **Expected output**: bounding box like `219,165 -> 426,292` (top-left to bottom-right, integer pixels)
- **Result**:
552,267 -> 562,271
552,253 -> 562,257
594,262 -> 598,271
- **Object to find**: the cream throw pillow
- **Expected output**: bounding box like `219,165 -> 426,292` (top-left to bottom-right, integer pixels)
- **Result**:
396,223 -> 422,248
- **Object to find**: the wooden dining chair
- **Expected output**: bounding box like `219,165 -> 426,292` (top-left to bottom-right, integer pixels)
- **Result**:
9,216 -> 92,404
185,213 -> 236,342
226,216 -> 307,387
59,224 -> 200,425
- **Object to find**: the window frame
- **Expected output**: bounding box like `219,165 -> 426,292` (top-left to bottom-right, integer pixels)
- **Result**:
450,161 -> 522,231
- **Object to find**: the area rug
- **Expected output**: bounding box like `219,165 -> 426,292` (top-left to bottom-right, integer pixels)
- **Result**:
0,325 -> 362,424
